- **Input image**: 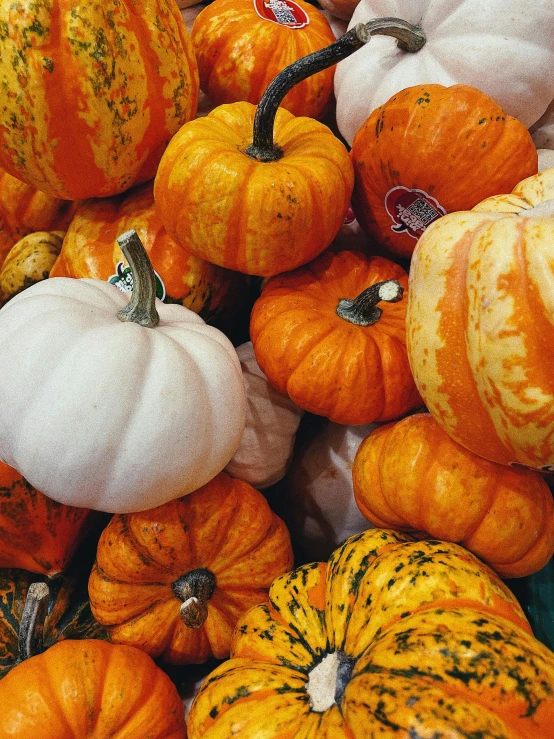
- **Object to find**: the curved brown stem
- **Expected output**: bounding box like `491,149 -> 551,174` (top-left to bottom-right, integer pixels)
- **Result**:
18,581 -> 50,662
245,18 -> 425,162
116,229 -> 159,328
173,568 -> 216,629
336,280 -> 403,326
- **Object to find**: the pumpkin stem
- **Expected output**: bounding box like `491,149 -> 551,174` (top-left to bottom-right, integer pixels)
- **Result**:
336,279 -> 403,326
116,229 -> 160,328
245,18 -> 425,162
18,581 -> 50,663
172,568 -> 216,629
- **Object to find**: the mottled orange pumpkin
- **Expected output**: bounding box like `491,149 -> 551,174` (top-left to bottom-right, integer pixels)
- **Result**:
407,168 -> 554,470
191,0 -> 336,118
0,460 -> 100,578
0,640 -> 186,738
250,248 -> 422,425
0,168 -> 77,267
353,413 -> 554,578
351,84 -> 538,259
0,230 -> 64,306
88,472 -> 294,664
50,181 -> 248,323
0,0 -> 199,200
188,528 -> 554,738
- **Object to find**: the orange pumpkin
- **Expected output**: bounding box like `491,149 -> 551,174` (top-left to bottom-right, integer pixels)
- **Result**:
353,413 -> 554,578
50,181 -> 249,323
0,230 -> 65,306
351,84 -> 538,259
0,168 -> 77,267
407,167 -> 554,470
0,0 -> 199,200
250,248 -> 422,425
0,639 -> 186,738
88,472 -> 294,664
0,460 -> 100,578
191,0 -> 336,118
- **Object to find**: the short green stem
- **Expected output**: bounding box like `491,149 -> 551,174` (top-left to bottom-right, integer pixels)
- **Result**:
336,279 -> 404,326
18,581 -> 50,662
116,229 -> 159,328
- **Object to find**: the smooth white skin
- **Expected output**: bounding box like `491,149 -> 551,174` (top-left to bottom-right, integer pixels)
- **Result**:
225,342 -> 304,489
531,98 -> 554,151
335,0 -> 554,145
0,278 -> 246,513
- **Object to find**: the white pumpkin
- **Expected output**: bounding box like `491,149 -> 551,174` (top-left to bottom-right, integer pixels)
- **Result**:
335,0 -> 554,145
538,149 -> 554,172
284,417 -> 374,560
0,232 -> 246,513
225,342 -> 304,489
531,99 -> 554,171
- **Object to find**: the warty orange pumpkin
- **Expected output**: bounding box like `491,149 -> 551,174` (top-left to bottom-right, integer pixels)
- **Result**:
353,413 -> 554,578
88,472 -> 294,664
350,83 -> 538,259
407,167 -> 554,470
250,248 -> 422,425
0,0 -> 199,200
188,528 -> 554,738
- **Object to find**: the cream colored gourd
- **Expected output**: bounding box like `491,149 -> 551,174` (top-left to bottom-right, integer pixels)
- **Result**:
0,231 -> 246,513
225,342 -> 304,489
285,418 -> 374,559
334,0 -> 554,145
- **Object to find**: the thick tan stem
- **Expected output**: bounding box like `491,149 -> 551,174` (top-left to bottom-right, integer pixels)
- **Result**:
116,229 -> 159,328
18,581 -> 50,662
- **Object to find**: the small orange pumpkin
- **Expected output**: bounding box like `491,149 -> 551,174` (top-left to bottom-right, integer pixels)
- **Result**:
0,230 -> 65,306
250,248 -> 422,425
353,413 -> 554,578
88,472 -> 294,664
191,0 -> 336,118
350,84 -> 538,259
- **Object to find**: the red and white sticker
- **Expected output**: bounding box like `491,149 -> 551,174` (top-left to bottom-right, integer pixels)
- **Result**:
254,0 -> 309,28
384,186 -> 446,239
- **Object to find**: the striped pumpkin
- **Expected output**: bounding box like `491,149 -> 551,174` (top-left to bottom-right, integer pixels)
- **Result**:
188,529 -> 554,737
0,0 -> 199,200
0,230 -> 65,306
407,168 -> 554,470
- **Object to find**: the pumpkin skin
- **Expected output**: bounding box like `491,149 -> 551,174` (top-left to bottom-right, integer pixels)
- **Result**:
0,640 -> 186,738
0,460 -> 100,578
334,0 -> 554,146
353,413 -> 554,578
0,230 -> 64,306
153,102 -> 354,276
250,248 -> 422,425
187,528 -> 554,738
350,84 -> 538,259
191,0 -> 336,119
225,342 -> 304,489
0,561 -> 107,679
0,0 -> 199,200
49,182 -> 249,324
407,168 -> 554,470
0,276 -> 246,513
88,472 -> 294,664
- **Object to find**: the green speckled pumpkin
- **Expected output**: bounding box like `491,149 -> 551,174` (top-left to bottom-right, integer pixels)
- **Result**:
188,529 -> 554,738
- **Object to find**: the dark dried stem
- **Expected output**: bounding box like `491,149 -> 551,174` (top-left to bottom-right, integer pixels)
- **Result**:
116,229 -> 159,328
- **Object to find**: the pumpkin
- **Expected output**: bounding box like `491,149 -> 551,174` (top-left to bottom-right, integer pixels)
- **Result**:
0,0 -> 199,200
407,168 -> 554,470
353,413 -> 554,578
187,528 -> 554,738
191,0 -> 336,119
0,638 -> 186,738
250,248 -> 422,425
531,98 -> 554,151
284,415 -> 374,560
350,84 -> 538,259
334,0 -> 554,146
88,472 -> 294,664
0,231 -> 246,513
225,342 -> 304,489
0,460 -> 101,578
0,554 -> 107,679
0,230 -> 64,306
49,181 -> 249,325
0,168 -> 77,267
538,149 -> 554,172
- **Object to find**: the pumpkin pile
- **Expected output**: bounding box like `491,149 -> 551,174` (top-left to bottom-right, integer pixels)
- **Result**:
0,1 -> 554,737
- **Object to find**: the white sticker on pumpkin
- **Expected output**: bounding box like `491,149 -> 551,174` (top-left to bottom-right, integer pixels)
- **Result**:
254,0 -> 309,28
384,186 -> 446,239
108,261 -> 166,301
